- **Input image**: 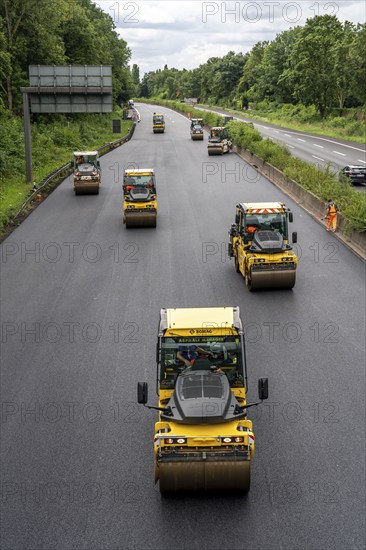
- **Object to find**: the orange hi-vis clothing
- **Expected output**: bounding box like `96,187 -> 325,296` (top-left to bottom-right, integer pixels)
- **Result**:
326,202 -> 338,231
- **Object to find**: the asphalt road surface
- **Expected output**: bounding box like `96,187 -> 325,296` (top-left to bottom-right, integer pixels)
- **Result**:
197,105 -> 366,192
1,103 -> 365,550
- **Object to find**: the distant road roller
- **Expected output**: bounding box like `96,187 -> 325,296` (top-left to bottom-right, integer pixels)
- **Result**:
123,168 -> 157,227
207,127 -> 232,155
228,202 -> 298,290
153,113 -> 165,133
137,307 -> 269,493
72,151 -> 101,194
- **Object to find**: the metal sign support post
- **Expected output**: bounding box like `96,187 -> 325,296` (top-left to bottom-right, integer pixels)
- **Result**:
22,90 -> 32,183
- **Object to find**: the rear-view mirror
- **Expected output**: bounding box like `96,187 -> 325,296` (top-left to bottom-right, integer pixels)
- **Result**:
137,382 -> 148,405
289,212 -> 293,223
258,378 -> 269,401
292,231 -> 297,244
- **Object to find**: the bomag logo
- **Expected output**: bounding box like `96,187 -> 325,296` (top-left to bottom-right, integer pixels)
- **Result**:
190,329 -> 213,334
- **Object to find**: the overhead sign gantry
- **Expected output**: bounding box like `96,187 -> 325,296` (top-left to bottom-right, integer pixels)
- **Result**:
21,65 -> 113,181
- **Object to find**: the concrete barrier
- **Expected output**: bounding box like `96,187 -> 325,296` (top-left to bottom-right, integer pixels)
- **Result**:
232,144 -> 366,261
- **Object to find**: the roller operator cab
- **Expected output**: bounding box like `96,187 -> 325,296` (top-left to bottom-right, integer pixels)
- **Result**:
190,118 -> 204,129
228,202 -> 298,290
207,127 -> 232,155
123,169 -> 158,228
137,307 -> 269,493
73,151 -> 101,194
153,113 -> 165,133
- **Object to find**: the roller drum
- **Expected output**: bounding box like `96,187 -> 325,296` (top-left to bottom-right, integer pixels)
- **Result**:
250,268 -> 296,290
125,211 -> 157,228
158,460 -> 250,493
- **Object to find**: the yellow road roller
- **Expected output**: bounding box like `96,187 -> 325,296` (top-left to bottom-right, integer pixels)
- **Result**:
190,118 -> 204,129
153,113 -> 165,133
137,307 -> 269,493
190,123 -> 204,140
207,127 -> 232,155
228,202 -> 298,290
123,168 -> 157,228
73,151 -> 101,194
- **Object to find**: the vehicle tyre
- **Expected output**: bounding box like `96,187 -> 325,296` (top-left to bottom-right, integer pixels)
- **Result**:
234,249 -> 240,273
245,272 -> 253,291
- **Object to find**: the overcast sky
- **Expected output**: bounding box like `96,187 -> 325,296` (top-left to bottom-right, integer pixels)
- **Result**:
97,0 -> 365,76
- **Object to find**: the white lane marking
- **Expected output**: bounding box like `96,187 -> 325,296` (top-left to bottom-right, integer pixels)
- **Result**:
274,130 -> 279,133
357,159 -> 366,164
284,134 -> 291,137
287,145 -> 295,149
312,155 -> 325,161
313,144 -> 324,148
297,138 -> 306,142
281,130 -> 365,152
191,105 -> 366,153
333,150 -> 346,156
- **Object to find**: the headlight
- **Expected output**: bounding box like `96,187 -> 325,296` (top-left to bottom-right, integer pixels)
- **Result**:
164,437 -> 187,444
254,258 -> 265,262
222,436 -> 244,443
281,257 -> 293,261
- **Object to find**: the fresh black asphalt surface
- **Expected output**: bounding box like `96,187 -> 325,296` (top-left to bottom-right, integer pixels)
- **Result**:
1,103 -> 365,550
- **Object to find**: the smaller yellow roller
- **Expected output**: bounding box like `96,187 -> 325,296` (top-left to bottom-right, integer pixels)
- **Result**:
229,202 -> 298,291
122,168 -> 158,228
207,127 -> 232,155
72,151 -> 101,194
137,307 -> 269,494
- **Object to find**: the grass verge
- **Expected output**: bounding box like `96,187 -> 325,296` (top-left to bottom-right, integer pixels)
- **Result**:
0,108 -> 132,234
198,102 -> 366,144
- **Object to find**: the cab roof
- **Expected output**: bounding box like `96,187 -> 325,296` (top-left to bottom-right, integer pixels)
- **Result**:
159,307 -> 242,332
211,127 -> 225,130
73,151 -> 98,156
238,202 -> 286,213
124,169 -> 154,175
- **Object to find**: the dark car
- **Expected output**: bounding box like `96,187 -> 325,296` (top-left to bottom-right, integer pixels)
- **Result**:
339,165 -> 366,185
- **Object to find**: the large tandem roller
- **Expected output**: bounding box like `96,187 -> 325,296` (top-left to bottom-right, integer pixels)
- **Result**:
137,307 -> 269,493
228,202 -> 298,291
123,168 -> 158,228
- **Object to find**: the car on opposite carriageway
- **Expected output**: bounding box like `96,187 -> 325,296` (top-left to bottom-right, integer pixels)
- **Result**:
339,165 -> 366,186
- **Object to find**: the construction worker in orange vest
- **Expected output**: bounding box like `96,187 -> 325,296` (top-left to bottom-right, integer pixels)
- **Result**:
325,199 -> 338,232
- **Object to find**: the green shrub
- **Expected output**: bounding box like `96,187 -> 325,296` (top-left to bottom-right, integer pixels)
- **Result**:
0,111 -> 132,234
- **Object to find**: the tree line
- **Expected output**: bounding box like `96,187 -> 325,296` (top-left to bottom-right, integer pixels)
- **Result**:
138,16 -> 366,117
0,0 -> 135,114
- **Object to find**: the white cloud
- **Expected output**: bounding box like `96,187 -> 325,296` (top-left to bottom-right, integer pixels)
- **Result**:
97,0 -> 365,74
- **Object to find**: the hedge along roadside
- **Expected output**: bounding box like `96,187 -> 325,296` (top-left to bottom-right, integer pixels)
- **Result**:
0,121 -> 136,243
140,99 -> 366,234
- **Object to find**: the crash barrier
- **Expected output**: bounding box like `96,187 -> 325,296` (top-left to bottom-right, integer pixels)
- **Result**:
232,144 -> 366,261
12,122 -> 136,223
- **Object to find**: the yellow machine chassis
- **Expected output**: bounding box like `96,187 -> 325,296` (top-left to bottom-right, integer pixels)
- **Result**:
232,236 -> 298,290
153,419 -> 254,492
